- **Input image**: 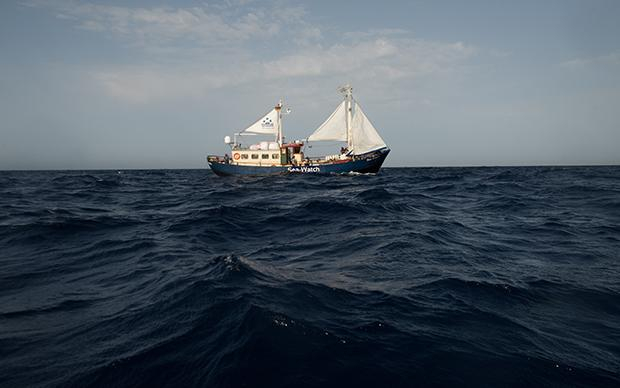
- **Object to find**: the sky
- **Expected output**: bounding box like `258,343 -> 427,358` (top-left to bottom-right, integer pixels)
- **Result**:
0,0 -> 619,169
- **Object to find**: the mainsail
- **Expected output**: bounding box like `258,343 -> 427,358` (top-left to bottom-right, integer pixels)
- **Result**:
350,103 -> 387,154
307,101 -> 347,142
307,95 -> 387,155
241,108 -> 279,135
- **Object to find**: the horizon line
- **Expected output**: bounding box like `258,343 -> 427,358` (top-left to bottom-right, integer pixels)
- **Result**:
1,163 -> 619,172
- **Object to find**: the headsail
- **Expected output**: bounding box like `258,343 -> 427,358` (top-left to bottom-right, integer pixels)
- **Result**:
350,103 -> 387,154
307,101 -> 347,142
241,108 -> 279,135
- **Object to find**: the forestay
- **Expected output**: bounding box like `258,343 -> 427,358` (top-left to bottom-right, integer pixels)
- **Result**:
241,108 -> 279,135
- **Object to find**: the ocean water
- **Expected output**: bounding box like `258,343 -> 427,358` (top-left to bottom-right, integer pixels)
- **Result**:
1,167 -> 619,387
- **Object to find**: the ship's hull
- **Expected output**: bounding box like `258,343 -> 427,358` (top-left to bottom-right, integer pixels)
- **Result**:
208,148 -> 390,176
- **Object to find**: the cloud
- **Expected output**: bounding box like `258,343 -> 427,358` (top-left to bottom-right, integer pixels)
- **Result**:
28,1 -> 476,104
263,39 -> 399,78
27,0 -> 308,47
263,38 -> 474,80
342,28 -> 410,40
560,52 -> 620,69
92,38 -> 474,104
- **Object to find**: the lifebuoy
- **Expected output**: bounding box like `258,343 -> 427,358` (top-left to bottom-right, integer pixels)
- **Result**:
233,153 -> 240,160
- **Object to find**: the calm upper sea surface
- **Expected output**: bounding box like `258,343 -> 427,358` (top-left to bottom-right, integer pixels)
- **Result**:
1,167 -> 619,387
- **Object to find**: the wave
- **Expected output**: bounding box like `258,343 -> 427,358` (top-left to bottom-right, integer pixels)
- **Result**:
1,167 -> 619,387
51,173 -> 123,188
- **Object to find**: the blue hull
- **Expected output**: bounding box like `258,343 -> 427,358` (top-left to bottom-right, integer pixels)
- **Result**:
208,148 -> 390,176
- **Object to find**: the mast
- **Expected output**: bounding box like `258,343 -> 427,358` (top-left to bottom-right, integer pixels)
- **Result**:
276,100 -> 283,145
339,85 -> 353,149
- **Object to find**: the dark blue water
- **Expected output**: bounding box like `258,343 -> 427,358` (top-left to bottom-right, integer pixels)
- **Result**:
1,167 -> 619,387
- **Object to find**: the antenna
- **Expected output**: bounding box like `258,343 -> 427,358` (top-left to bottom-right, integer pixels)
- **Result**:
338,84 -> 353,98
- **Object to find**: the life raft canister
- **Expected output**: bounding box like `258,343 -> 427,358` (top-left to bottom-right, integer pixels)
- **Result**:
233,153 -> 240,160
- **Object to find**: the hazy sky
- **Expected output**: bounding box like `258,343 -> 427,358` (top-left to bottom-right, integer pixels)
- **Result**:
1,0 -> 619,169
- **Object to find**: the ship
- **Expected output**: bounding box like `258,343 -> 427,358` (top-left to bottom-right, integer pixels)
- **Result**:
207,85 -> 390,176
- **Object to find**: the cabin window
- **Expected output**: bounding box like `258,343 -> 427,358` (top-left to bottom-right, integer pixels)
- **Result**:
272,154 -> 279,159
241,154 -> 249,159
251,154 -> 259,159
261,154 -> 269,159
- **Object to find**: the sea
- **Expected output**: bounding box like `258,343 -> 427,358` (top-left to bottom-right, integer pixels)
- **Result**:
1,167 -> 619,387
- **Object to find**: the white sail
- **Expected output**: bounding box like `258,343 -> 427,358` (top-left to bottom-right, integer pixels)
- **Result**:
241,108 -> 279,135
307,101 -> 347,142
350,103 -> 387,154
